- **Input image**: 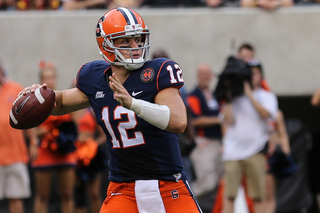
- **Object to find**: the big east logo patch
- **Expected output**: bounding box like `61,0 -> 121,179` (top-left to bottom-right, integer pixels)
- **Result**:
140,68 -> 155,83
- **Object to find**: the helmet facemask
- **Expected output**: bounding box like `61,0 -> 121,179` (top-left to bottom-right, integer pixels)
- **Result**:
100,23 -> 150,70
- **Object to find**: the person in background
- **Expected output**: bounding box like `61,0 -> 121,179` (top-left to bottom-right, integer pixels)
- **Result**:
107,0 -> 142,9
240,0 -> 293,12
220,59 -> 278,213
0,0 -> 16,10
237,43 -> 256,63
62,0 -> 142,10
238,43 -> 270,91
74,107 -> 108,213
14,0 -> 62,10
187,63 -> 222,198
31,61 -> 82,213
247,61 -> 292,213
264,109 -> 291,213
62,0 -> 108,10
141,0 -> 203,7
0,62 -> 37,213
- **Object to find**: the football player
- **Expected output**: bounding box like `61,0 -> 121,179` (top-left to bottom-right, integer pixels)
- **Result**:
20,7 -> 202,213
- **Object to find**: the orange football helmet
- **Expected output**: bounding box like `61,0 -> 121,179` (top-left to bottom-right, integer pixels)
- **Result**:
96,7 -> 150,70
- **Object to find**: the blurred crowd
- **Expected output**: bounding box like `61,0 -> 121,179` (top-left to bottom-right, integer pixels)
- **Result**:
1,0 -> 320,13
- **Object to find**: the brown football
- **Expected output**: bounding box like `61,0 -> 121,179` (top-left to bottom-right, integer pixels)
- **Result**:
9,87 -> 55,129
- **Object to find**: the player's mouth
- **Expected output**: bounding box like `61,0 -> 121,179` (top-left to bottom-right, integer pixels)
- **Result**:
132,53 -> 141,59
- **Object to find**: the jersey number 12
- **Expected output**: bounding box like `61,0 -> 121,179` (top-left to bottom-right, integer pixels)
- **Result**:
102,106 -> 145,148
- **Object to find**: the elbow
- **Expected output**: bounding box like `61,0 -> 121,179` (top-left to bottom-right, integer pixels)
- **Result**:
167,117 -> 187,134
176,120 -> 187,134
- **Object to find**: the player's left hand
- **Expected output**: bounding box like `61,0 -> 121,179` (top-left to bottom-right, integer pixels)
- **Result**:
109,73 -> 132,109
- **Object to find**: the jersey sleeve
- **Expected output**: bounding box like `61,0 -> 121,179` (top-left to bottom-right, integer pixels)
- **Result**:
75,62 -> 93,93
156,60 -> 184,92
75,60 -> 109,97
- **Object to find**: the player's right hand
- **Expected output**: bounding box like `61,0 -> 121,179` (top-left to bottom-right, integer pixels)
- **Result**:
18,83 -> 47,96
108,73 -> 132,109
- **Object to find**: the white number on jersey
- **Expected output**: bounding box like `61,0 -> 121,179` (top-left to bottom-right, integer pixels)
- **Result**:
167,64 -> 184,84
102,106 -> 145,148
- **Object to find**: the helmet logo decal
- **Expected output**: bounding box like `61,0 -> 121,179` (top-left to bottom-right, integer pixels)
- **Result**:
96,16 -> 105,38
140,68 -> 155,83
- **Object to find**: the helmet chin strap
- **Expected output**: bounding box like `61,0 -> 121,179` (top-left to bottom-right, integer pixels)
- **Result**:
112,58 -> 144,70
124,62 -> 144,70
112,49 -> 145,70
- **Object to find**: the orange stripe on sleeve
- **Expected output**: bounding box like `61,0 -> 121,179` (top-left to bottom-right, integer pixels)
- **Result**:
187,96 -> 202,116
156,60 -> 171,92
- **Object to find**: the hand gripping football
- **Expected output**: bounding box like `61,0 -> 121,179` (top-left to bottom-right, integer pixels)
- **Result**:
9,87 -> 55,129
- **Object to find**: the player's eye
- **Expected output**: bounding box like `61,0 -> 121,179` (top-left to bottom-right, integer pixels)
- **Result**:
122,39 -> 130,44
135,38 -> 142,44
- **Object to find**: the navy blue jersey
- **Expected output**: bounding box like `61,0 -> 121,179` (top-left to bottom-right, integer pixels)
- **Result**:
76,58 -> 187,182
187,87 -> 222,139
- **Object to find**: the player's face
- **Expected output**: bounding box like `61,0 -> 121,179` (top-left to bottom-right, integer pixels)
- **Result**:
113,37 -> 143,59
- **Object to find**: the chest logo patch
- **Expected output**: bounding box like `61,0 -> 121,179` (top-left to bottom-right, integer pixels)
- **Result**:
140,68 -> 155,83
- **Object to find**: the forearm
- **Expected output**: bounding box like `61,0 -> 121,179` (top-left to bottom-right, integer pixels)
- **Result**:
192,116 -> 220,127
248,94 -> 270,119
51,89 -> 90,116
130,98 -> 187,134
223,103 -> 234,125
280,135 -> 291,154
277,110 -> 291,154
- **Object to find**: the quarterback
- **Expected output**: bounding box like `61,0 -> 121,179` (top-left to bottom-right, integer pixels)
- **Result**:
20,7 -> 202,213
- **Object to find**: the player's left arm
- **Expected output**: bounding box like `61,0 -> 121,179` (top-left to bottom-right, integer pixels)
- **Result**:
154,87 -> 187,134
109,72 -> 187,134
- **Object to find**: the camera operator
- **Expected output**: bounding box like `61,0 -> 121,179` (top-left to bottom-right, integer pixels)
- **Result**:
219,59 -> 278,213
